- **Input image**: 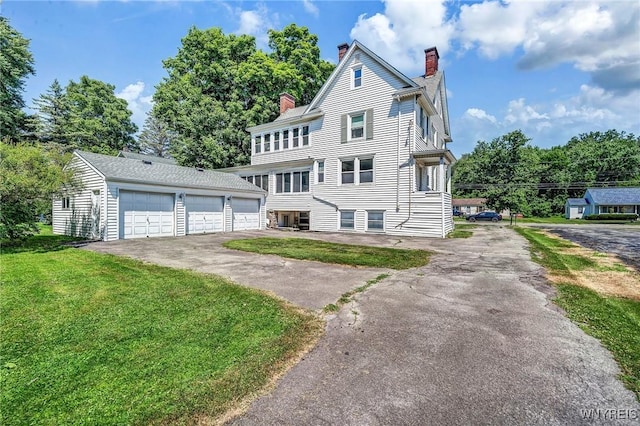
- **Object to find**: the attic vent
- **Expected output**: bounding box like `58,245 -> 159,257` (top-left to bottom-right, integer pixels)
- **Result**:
142,160 -> 153,165
196,167 -> 204,172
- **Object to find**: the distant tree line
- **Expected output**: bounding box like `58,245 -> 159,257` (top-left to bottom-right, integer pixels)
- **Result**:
452,129 -> 640,216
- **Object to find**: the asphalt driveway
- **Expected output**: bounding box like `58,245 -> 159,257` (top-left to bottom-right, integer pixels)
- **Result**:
83,227 -> 640,424
525,223 -> 640,271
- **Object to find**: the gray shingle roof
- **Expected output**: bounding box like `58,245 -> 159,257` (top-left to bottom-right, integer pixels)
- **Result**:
586,187 -> 640,205
118,151 -> 176,165
274,105 -> 309,121
412,71 -> 443,101
76,151 -> 264,193
567,198 -> 587,206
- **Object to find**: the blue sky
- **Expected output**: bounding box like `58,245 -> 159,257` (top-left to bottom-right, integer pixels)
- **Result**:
3,0 -> 639,157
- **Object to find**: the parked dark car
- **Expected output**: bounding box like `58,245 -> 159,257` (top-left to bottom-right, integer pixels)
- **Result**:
466,211 -> 502,222
452,208 -> 464,217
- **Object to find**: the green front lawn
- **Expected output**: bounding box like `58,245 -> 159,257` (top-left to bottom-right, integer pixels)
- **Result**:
1,232 -> 322,424
223,237 -> 431,270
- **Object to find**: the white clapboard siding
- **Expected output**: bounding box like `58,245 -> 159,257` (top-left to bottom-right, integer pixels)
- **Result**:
53,156 -> 105,239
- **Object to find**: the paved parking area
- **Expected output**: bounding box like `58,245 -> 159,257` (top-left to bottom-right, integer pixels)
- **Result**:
83,227 -> 640,424
526,224 -> 640,271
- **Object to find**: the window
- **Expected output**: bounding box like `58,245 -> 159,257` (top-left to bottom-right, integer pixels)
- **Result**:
340,157 -> 374,185
578,206 -> 584,214
264,134 -> 271,152
351,114 -> 364,139
419,106 -> 428,138
340,211 -> 355,229
275,171 -> 310,193
367,211 -> 384,230
254,135 -> 261,153
353,67 -> 362,88
293,128 -> 299,147
341,109 -> 373,143
283,130 -> 289,149
274,131 -> 280,151
317,160 -> 325,184
62,197 -> 71,209
341,160 -> 355,184
284,173 -> 291,192
359,158 -> 373,183
243,174 -> 269,191
302,126 -> 309,146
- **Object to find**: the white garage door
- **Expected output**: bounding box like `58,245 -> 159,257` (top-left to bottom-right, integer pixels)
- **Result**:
120,191 -> 174,239
233,198 -> 261,231
186,195 -> 224,234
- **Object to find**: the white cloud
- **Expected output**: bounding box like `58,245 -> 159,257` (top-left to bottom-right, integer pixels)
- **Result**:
504,98 -> 549,127
302,0 -> 319,17
465,108 -> 496,124
116,81 -> 153,132
348,1 -> 640,93
350,0 -> 454,75
232,3 -> 275,47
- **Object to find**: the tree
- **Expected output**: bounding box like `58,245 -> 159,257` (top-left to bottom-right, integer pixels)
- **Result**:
0,142 -> 74,239
33,79 -> 70,147
137,113 -> 176,157
0,17 -> 36,141
153,24 -> 334,168
62,76 -> 138,154
453,130 -> 541,215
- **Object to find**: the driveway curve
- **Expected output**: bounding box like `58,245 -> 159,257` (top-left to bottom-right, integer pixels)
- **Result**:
83,227 -> 640,424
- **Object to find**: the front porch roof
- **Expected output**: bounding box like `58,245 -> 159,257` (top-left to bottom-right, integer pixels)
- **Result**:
412,149 -> 456,165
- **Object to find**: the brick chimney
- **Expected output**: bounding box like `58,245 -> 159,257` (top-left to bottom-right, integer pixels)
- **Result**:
279,92 -> 295,114
338,43 -> 349,62
424,46 -> 439,77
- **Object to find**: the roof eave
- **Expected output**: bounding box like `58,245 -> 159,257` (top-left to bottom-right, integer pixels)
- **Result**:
246,110 -> 324,134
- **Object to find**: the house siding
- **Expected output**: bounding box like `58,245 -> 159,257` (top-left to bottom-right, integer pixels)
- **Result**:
53,156 -> 106,239
238,45 -> 454,237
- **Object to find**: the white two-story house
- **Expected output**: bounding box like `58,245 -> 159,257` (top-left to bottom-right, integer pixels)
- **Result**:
223,40 -> 456,237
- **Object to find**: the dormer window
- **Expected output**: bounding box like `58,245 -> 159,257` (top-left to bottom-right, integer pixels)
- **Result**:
353,67 -> 362,88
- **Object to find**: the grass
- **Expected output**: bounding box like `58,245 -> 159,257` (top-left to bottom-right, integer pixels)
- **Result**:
1,228 -> 322,424
326,273 -> 390,312
554,284 -> 640,397
223,237 -> 431,270
514,226 -> 640,400
447,224 -> 476,238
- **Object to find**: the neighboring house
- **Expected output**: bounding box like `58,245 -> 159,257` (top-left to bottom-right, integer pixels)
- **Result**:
53,151 -> 265,240
223,41 -> 456,237
582,187 -> 640,216
565,198 -> 587,219
452,198 -> 487,216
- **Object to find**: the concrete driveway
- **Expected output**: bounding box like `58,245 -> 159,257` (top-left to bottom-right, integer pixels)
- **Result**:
83,227 -> 640,424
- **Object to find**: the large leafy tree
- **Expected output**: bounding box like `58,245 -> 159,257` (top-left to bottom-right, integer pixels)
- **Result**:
0,17 -> 36,141
153,24 -> 334,169
453,130 -> 541,215
0,142 -> 74,239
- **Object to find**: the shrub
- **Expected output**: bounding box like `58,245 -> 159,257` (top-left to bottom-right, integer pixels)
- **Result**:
584,213 -> 638,221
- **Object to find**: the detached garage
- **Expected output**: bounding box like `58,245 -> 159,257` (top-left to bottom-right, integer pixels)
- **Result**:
53,151 -> 265,241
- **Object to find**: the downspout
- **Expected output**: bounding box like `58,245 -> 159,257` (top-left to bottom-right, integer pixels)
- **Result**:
395,95 -> 401,212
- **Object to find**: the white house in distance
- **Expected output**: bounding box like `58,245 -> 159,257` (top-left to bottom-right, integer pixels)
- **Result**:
223,41 -> 456,237
565,187 -> 640,219
52,151 -> 265,240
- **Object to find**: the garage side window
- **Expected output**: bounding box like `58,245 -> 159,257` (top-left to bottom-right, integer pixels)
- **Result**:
62,197 -> 71,209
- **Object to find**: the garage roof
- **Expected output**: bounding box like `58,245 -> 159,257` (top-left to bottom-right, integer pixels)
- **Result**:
75,151 -> 265,193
